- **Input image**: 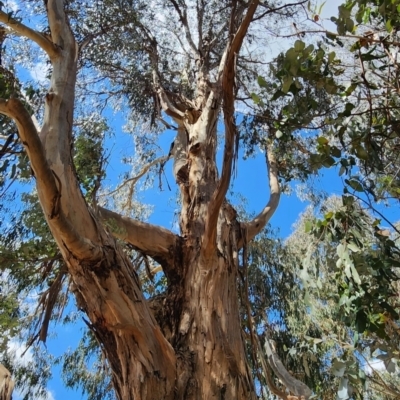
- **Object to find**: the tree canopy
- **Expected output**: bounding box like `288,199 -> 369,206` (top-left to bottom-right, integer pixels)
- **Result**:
0,0 -> 399,399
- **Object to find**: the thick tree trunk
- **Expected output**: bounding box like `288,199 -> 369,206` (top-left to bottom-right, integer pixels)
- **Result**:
171,240 -> 256,399
68,237 -> 177,400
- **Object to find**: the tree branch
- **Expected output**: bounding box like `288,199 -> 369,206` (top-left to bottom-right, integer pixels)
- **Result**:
98,207 -> 180,265
203,0 -> 259,256
253,0 -> 308,22
241,148 -> 280,245
0,11 -> 59,59
143,28 -> 187,121
101,155 -> 171,198
0,98 -> 102,260
278,29 -> 400,48
168,0 -> 200,57
47,0 -> 75,48
264,339 -> 312,399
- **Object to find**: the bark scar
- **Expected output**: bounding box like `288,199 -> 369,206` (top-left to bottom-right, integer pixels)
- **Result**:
50,169 -> 62,219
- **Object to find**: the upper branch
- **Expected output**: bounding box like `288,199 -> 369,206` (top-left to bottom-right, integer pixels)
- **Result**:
0,11 -> 59,59
168,0 -> 200,57
253,0 -> 308,22
102,155 -> 171,198
140,25 -> 188,121
240,148 -> 280,245
98,207 -> 180,266
0,98 -> 102,260
196,0 -> 204,49
203,0 -> 259,256
264,339 -> 312,399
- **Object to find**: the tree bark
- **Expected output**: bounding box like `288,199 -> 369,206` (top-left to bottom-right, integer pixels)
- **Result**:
0,364 -> 13,400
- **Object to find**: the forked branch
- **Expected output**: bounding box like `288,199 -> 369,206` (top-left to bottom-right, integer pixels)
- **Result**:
102,155 -> 171,198
0,11 -> 59,59
0,98 -> 102,260
168,0 -> 200,57
240,147 -> 280,245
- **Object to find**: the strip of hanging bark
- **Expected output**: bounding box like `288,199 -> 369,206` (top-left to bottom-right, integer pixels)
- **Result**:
0,364 -> 14,400
241,228 -> 296,400
39,266 -> 67,343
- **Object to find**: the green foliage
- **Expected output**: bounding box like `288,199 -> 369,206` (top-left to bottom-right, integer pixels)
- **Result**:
305,196 -> 400,341
73,116 -> 108,198
60,329 -> 115,400
247,2 -> 400,397
249,197 -> 400,399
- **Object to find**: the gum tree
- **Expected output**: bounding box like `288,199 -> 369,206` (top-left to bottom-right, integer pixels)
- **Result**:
0,0 -> 316,399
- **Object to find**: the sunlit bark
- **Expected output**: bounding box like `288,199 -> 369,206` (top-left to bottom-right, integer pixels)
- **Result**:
0,364 -> 13,400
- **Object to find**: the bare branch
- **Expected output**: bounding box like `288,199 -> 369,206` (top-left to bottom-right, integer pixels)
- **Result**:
0,98 -> 102,260
98,207 -> 180,265
0,11 -> 59,59
101,155 -> 171,198
203,0 -> 259,256
196,0 -> 204,49
253,0 -> 308,22
168,0 -> 200,57
241,148 -> 280,244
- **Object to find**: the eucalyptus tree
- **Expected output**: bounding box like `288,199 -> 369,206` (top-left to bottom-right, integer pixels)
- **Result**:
0,0 -> 317,399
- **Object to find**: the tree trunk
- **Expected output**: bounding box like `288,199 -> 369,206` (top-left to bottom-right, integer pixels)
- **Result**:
170,233 -> 256,399
145,196 -> 256,399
